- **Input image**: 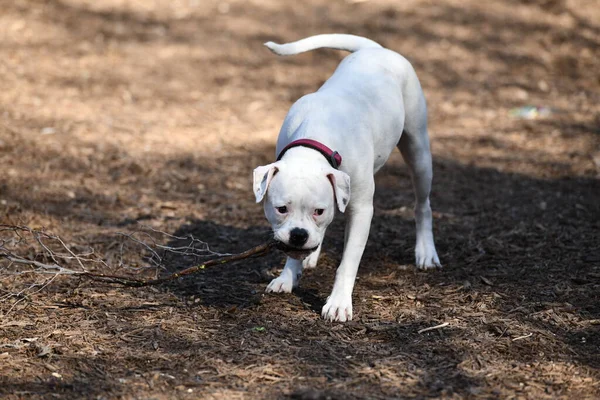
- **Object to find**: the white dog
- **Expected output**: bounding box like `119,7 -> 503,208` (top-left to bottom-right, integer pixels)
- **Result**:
253,34 -> 441,322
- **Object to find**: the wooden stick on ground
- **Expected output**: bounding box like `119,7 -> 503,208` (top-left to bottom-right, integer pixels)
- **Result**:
82,239 -> 280,287
1,236 -> 280,288
418,322 -> 450,334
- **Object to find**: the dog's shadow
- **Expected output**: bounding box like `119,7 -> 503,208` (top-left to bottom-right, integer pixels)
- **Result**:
156,207 -> 419,314
158,219 -> 326,313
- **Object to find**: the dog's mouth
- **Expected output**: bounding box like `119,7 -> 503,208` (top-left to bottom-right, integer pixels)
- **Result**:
275,242 -> 319,260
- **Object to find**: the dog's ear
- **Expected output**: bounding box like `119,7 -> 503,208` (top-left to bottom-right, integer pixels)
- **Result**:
327,169 -> 351,213
253,162 -> 280,203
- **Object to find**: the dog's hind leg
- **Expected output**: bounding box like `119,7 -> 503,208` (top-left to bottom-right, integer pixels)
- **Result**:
398,107 -> 441,269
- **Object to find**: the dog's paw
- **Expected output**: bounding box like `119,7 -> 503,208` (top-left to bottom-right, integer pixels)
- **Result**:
265,276 -> 295,293
321,293 -> 353,322
302,252 -> 319,269
415,240 -> 442,270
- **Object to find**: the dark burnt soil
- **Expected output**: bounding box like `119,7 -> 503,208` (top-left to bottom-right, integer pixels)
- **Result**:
1,0 -> 599,399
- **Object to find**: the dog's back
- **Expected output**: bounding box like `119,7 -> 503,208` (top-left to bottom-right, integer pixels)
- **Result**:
269,35 -> 422,173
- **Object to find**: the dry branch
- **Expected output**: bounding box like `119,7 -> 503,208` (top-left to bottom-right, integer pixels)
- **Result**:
77,239 -> 278,287
0,224 -> 280,292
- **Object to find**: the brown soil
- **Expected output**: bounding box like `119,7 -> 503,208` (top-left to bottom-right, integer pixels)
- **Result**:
1,0 -> 599,398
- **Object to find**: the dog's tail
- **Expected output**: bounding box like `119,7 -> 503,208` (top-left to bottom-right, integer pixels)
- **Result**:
264,34 -> 382,56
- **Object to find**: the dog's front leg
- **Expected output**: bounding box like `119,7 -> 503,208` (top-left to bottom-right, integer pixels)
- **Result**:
266,257 -> 303,293
322,196 -> 373,322
303,243 -> 321,269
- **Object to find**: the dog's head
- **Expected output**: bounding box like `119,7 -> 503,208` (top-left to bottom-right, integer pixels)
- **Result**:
253,160 -> 350,260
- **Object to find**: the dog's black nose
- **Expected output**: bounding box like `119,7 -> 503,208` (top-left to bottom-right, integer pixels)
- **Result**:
289,228 -> 309,247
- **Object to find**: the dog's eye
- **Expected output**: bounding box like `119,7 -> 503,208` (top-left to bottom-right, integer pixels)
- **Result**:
314,208 -> 325,216
276,206 -> 288,214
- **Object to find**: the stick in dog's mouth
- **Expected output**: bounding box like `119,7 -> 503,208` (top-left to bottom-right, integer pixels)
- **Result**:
274,241 -> 319,259
274,242 -> 318,252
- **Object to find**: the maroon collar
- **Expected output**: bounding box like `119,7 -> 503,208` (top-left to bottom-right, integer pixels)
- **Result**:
277,139 -> 342,169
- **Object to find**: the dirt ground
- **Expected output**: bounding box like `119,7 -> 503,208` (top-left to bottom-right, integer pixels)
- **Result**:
1,0 -> 599,398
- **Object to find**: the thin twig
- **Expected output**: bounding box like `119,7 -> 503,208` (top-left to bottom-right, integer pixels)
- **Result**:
142,224 -> 232,257
5,273 -> 59,315
118,231 -> 164,266
418,322 -> 450,334
33,231 -> 61,266
54,234 -> 89,272
511,333 -> 533,341
3,255 -> 81,275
